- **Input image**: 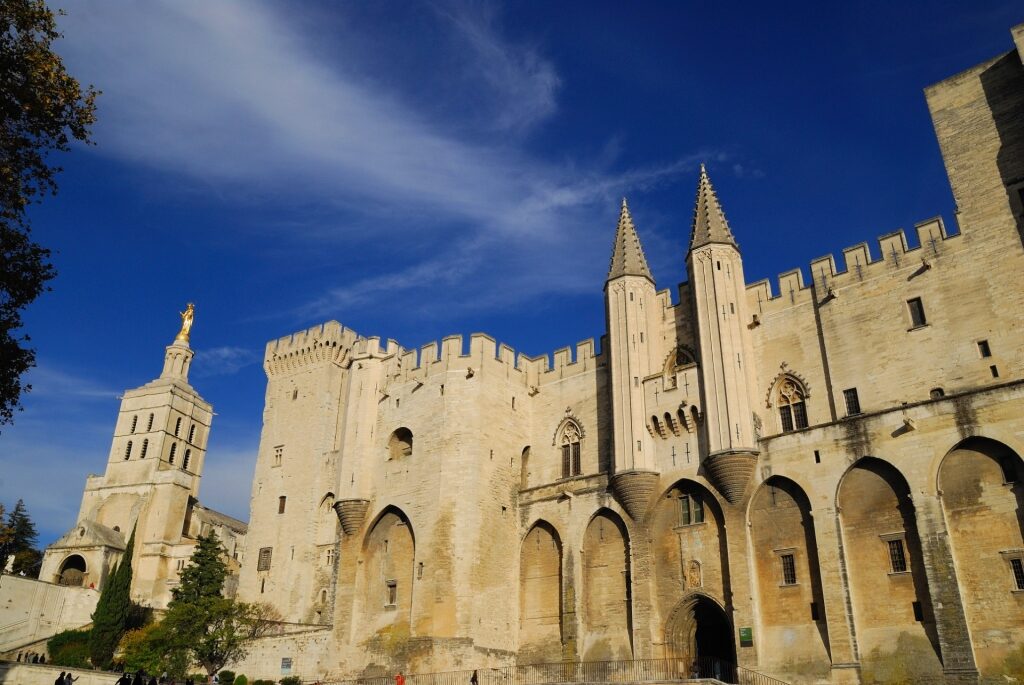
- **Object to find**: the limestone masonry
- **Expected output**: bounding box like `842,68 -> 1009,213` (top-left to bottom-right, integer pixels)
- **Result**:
38,22 -> 1024,685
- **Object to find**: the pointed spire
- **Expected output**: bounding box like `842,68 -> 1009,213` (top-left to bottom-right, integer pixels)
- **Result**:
689,164 -> 738,252
607,197 -> 654,283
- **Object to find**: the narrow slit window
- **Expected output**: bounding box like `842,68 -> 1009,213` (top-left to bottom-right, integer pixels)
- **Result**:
140,439 -> 148,458
182,449 -> 191,471
386,580 -> 397,606
978,340 -> 992,358
168,443 -> 177,464
130,415 -> 138,433
278,496 -> 287,514
174,417 -> 182,437
147,413 -> 154,431
124,441 -> 133,460
188,424 -> 196,443
907,298 -> 927,328
912,601 -> 923,622
990,365 -> 999,378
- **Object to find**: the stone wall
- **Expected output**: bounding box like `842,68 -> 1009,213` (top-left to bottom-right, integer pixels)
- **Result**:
0,576 -> 98,654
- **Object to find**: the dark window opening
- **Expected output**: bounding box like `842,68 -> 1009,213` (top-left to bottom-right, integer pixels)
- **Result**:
1000,455 -> 1018,484
174,417 -> 182,437
183,449 -> 191,471
814,450 -> 821,464
188,424 -> 196,443
130,415 -> 138,433
930,387 -> 945,399
257,547 -> 272,571
990,365 -> 999,378
386,580 -> 397,606
679,494 -> 705,526
781,554 -> 797,585
140,439 -> 148,459
168,443 -> 177,464
1011,558 -> 1024,591
888,539 -> 908,573
912,600 -> 924,622
907,297 -> 927,328
147,413 -> 154,431
810,602 -> 820,621
843,388 -> 861,416
124,441 -> 133,460
978,340 -> 992,358
278,496 -> 287,514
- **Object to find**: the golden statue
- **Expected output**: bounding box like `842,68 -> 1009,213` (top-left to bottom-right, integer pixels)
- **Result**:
176,303 -> 195,342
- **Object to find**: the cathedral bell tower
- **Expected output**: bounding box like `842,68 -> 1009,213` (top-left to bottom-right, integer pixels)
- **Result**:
605,199 -> 662,520
686,166 -> 759,503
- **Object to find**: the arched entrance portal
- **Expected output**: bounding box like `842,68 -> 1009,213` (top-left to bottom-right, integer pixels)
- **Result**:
666,594 -> 736,678
58,554 -> 87,586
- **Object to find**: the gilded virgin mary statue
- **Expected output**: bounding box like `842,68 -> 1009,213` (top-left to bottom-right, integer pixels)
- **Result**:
176,303 -> 195,342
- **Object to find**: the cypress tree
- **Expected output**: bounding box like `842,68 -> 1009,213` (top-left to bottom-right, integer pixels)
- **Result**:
170,531 -> 227,606
89,525 -> 135,669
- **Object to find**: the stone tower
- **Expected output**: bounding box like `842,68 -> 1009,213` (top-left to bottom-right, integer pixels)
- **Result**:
685,166 -> 759,502
39,306 -> 222,607
605,199 -> 662,519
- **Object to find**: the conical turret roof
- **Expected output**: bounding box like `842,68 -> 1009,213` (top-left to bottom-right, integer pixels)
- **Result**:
607,198 -> 654,282
689,164 -> 738,251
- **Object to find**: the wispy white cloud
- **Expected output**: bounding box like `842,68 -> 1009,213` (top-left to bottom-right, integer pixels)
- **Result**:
193,346 -> 261,378
23,365 -> 121,400
57,1 -> 713,321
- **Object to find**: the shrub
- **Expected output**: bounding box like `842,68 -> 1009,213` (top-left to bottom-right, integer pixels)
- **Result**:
47,628 -> 92,668
219,671 -> 236,685
253,679 -> 276,685
280,677 -> 302,685
234,675 -> 248,685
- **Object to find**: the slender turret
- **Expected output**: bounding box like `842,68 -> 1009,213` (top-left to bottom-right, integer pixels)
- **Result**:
686,167 -> 759,503
605,199 -> 661,519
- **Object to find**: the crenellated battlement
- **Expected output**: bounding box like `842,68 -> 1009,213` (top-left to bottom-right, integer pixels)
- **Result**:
264,321 -> 360,376
386,331 -> 604,388
747,216 -> 961,314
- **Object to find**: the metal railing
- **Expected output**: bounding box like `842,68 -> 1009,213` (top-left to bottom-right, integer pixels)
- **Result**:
327,656 -> 789,685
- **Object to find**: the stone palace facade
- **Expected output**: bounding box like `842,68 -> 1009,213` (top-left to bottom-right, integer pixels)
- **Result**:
41,21 -> 1024,685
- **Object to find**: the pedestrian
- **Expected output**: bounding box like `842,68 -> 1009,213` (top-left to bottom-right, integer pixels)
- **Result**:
148,676 -> 158,685
66,672 -> 80,685
395,672 -> 405,685
213,675 -> 219,685
32,654 -> 39,664
161,672 -> 168,684
55,671 -> 66,685
118,672 -> 131,685
470,671 -> 477,685
40,655 -> 46,664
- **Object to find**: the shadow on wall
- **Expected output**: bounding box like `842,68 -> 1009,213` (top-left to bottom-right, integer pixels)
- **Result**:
980,51 -> 1024,249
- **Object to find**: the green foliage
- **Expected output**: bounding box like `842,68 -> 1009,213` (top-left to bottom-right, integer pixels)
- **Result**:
119,623 -> 188,679
12,547 -> 42,576
171,532 -> 228,607
280,677 -> 301,685
0,0 -> 98,428
1,498 -> 39,569
218,670 -> 236,685
252,680 -> 275,685
90,526 -> 136,668
121,534 -> 281,677
234,675 -> 248,685
47,628 -> 91,668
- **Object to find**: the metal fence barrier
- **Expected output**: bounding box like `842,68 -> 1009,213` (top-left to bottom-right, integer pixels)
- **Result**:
326,656 -> 789,685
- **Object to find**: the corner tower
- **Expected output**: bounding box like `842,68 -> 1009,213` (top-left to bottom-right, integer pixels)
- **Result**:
605,199 -> 661,519
686,167 -> 759,503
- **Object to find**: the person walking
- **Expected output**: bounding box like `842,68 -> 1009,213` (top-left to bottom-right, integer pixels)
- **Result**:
65,672 -> 79,685
395,672 -> 405,685
470,671 -> 478,685
117,672 -> 131,685
55,671 -> 66,685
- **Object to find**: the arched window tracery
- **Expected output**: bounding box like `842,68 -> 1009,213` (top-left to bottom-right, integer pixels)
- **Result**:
559,420 -> 582,478
775,377 -> 808,432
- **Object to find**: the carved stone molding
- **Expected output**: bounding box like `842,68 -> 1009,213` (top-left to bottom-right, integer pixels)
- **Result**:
333,498 -> 370,536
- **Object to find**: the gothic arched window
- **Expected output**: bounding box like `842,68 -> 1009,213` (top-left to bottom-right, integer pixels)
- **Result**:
560,421 -> 582,478
777,378 -> 808,432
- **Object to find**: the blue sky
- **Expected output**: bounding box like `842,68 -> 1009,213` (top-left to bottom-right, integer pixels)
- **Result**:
2,1 -> 1021,545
